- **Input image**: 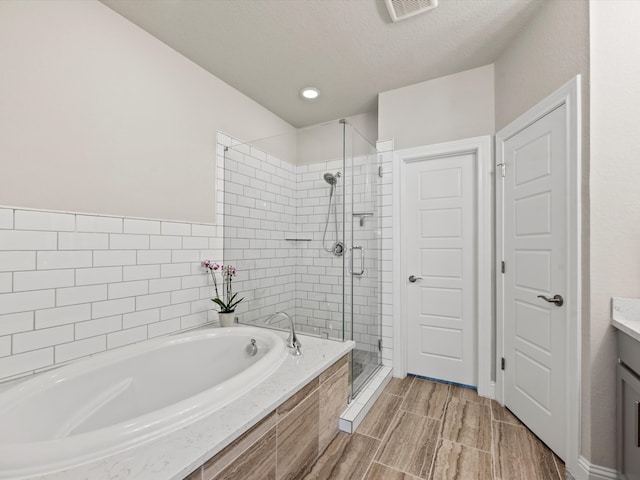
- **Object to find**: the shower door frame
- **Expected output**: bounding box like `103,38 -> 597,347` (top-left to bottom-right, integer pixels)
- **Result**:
341,120 -> 383,399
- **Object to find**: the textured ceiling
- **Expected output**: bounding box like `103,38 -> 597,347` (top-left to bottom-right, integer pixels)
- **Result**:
100,0 -> 544,128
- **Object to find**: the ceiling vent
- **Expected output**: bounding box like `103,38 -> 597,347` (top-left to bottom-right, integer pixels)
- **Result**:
384,0 -> 438,22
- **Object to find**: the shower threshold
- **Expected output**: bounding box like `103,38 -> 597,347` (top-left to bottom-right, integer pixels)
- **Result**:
340,365 -> 392,434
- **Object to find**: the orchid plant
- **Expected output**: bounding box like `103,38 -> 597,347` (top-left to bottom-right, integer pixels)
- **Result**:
201,260 -> 244,313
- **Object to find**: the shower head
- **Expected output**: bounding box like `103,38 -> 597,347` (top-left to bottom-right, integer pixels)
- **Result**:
323,173 -> 337,185
323,172 -> 340,186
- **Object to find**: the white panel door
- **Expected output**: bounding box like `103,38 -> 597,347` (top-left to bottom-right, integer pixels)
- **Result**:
502,104 -> 567,459
405,153 -> 476,386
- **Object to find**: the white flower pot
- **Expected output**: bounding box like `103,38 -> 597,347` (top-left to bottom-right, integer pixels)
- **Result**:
218,312 -> 236,327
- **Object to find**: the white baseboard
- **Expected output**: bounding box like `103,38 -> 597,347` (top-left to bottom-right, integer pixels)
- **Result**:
575,456 -> 617,480
477,380 -> 496,401
488,381 -> 496,400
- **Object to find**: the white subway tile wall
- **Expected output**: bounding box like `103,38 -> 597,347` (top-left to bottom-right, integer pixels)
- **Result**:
0,251 -> 35,271
14,210 -> 76,232
220,143 -> 299,328
221,135 -> 393,363
76,214 -> 123,234
376,141 -> 394,367
0,273 -> 12,293
0,208 -> 222,382
0,209 -> 14,230
0,312 -> 33,336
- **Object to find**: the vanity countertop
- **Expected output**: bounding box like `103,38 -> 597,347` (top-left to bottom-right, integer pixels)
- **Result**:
611,297 -> 640,343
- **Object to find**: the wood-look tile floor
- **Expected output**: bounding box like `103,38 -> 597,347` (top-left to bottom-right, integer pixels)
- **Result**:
304,376 -> 566,480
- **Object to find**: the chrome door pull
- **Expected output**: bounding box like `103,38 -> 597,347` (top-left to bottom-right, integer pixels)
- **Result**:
349,246 -> 365,276
409,275 -> 423,283
537,294 -> 564,307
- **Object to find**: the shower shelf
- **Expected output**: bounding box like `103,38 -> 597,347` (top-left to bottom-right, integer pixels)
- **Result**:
285,238 -> 312,242
353,212 -> 374,226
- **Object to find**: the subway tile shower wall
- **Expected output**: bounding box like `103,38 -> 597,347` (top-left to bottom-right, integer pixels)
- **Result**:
220,135 -> 394,362
221,143 -> 299,326
0,208 -> 223,382
294,157 -> 381,352
294,158 -> 348,339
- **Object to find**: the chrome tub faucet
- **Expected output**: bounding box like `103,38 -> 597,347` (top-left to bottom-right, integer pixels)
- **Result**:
264,311 -> 302,356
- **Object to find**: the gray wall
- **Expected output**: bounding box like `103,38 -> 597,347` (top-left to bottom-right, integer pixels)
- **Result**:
494,0 -> 596,467
589,0 -> 640,469
0,0 -> 296,225
295,112 -> 378,166
378,64 -> 495,149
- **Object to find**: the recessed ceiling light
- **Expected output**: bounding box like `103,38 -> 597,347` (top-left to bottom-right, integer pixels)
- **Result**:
300,87 -> 320,100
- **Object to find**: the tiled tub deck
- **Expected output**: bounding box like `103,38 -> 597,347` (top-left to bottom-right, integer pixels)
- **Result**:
0,329 -> 353,479
184,353 -> 350,480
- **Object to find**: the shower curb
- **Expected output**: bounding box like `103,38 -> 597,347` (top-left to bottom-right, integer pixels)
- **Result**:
338,366 -> 392,434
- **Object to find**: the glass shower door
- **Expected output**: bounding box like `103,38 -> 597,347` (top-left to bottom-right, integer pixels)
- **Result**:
342,121 -> 382,398
221,120 -> 382,400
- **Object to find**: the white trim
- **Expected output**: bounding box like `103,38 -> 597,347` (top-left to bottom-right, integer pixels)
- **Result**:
392,140 -> 405,379
392,135 -> 493,397
575,456 -> 618,480
495,76 -> 582,477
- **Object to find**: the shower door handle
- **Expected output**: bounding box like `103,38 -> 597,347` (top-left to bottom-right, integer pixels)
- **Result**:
349,246 -> 365,276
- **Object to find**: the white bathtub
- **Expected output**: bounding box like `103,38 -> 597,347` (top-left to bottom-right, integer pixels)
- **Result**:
0,326 -> 287,479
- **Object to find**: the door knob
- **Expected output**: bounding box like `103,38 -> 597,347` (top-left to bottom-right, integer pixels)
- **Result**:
537,294 -> 564,307
409,275 -> 423,283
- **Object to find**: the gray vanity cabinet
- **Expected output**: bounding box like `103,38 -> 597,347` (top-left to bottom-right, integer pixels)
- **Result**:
618,332 -> 640,480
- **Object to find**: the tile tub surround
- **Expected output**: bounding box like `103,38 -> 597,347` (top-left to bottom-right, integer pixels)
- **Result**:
18,329 -> 354,480
0,207 -> 224,382
306,375 -> 565,480
611,297 -> 640,342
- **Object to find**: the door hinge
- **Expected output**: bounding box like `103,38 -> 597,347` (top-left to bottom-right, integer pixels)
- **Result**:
501,261 -> 505,274
378,339 -> 383,352
497,162 -> 506,178
501,357 -> 506,370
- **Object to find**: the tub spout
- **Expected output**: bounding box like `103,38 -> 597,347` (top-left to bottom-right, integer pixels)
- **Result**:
264,312 -> 301,356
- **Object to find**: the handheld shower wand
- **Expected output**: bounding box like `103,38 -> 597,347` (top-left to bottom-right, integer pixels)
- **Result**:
322,172 -> 344,256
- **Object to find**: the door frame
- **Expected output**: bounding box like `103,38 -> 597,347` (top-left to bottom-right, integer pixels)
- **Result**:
392,135 -> 493,398
495,76 -> 581,474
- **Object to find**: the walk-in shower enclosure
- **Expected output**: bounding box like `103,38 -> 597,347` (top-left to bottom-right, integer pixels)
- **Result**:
221,120 -> 381,398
